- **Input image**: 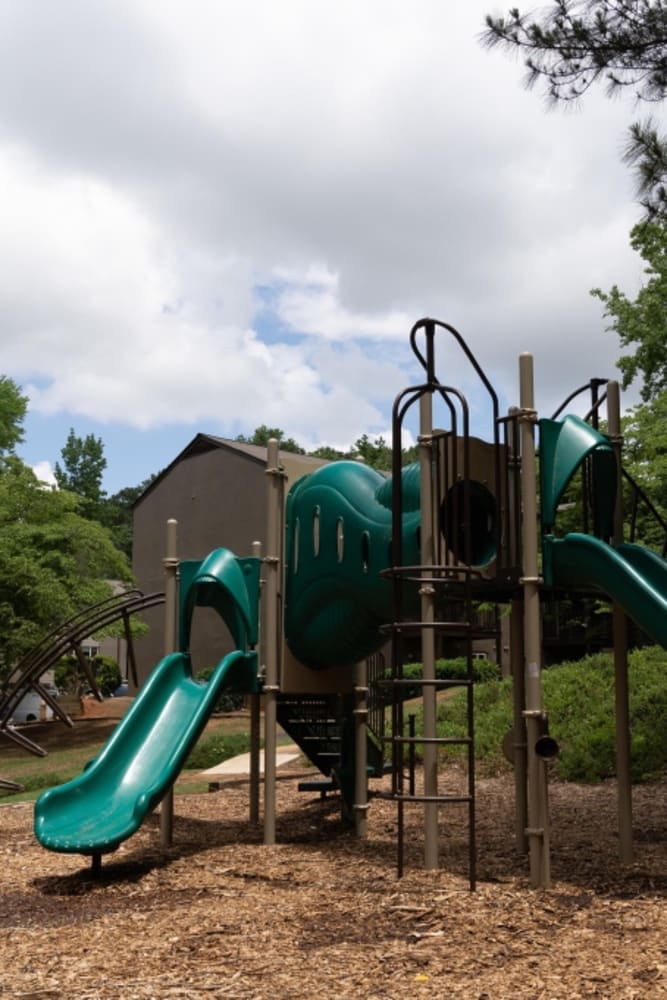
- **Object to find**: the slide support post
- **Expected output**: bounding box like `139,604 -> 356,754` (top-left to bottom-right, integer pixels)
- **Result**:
519,354 -> 551,888
263,439 -> 284,845
607,380 -> 633,863
249,540 -> 262,826
160,518 -> 178,848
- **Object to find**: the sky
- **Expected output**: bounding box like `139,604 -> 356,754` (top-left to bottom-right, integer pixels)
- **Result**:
0,0 -> 649,494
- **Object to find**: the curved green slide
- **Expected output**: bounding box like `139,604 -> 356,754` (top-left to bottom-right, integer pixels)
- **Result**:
545,533 -> 667,648
34,649 -> 255,856
34,547 -> 260,858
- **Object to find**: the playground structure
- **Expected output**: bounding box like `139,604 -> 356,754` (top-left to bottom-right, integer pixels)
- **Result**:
25,318 -> 667,888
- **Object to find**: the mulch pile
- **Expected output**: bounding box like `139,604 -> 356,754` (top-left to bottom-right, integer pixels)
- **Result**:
0,766 -> 665,999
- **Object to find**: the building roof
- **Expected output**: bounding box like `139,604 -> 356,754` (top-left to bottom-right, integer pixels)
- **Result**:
133,433 -> 327,507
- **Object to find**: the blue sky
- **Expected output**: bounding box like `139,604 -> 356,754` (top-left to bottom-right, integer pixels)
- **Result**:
1,1 -> 647,495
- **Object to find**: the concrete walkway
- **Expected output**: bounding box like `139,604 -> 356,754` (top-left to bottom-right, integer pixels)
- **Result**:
199,745 -> 301,778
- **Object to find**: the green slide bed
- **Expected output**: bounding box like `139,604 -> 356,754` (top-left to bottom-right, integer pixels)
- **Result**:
545,533 -> 667,648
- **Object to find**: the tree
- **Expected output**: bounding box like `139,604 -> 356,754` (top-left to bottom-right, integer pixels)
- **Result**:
0,458 -> 133,676
591,219 -> 667,399
483,1 -> 667,216
619,393 -> 667,549
101,475 -> 159,560
0,376 -> 27,457
235,425 -> 305,454
54,428 -> 107,519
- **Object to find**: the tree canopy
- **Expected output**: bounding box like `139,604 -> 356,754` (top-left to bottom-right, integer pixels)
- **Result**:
0,376 -> 27,457
591,218 -> 667,399
483,1 -> 667,216
0,458 -> 132,675
54,428 -> 107,520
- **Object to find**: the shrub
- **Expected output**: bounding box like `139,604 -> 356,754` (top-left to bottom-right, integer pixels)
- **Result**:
430,646 -> 667,783
185,730 -> 253,770
195,667 -> 246,713
381,656 -> 500,703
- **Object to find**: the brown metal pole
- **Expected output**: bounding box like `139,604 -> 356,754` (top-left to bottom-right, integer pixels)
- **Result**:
249,540 -> 262,826
160,518 -> 178,847
263,440 -> 283,845
419,392 -> 439,870
607,380 -> 633,863
353,659 -> 369,838
510,598 -> 528,854
519,353 -> 550,888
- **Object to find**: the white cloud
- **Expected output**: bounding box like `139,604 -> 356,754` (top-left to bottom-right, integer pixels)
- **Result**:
31,461 -> 57,487
0,0 -> 650,484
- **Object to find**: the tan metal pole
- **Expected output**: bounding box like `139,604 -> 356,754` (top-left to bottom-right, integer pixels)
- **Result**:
518,353 -> 550,888
249,540 -> 262,826
160,518 -> 178,847
510,598 -> 528,855
607,380 -> 633,863
263,439 -> 283,845
419,392 -> 439,870
353,659 -> 369,838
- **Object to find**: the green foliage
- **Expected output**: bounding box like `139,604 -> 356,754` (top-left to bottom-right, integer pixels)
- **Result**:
483,1 -> 667,217
54,428 -> 107,520
0,459 -> 133,677
92,655 -> 122,696
383,656 -> 500,704
185,730 -> 252,770
100,475 -> 159,559
195,667 -> 246,713
0,376 -> 27,456
592,220 -> 667,400
236,425 -> 305,454
434,646 -> 667,782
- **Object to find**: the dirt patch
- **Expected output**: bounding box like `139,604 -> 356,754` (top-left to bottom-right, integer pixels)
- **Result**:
0,768 -> 666,998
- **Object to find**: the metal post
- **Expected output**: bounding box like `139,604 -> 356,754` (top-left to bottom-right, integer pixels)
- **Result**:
518,354 -> 550,888
607,380 -> 633,863
419,392 -> 439,870
249,540 -> 262,826
160,518 -> 178,847
263,440 -> 283,845
353,659 -> 368,838
510,598 -> 528,854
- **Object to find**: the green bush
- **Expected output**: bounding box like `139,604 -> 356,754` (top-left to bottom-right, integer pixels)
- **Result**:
382,656 -> 500,703
430,646 -> 667,783
185,730 -> 253,770
195,667 -> 246,713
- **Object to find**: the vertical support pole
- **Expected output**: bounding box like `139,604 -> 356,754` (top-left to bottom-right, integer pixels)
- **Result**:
510,598 -> 528,854
419,392 -> 439,870
160,518 -> 178,847
353,659 -> 368,838
607,380 -> 633,863
518,354 -> 550,889
263,439 -> 282,846
249,540 -> 262,826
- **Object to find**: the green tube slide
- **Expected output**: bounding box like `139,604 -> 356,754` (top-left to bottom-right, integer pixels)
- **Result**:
34,648 -> 256,856
545,533 -> 667,648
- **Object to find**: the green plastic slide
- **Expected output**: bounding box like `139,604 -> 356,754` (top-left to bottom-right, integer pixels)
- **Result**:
545,533 -> 667,648
34,649 -> 255,856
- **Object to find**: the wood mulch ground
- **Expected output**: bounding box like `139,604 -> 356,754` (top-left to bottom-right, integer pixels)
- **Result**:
0,765 -> 665,999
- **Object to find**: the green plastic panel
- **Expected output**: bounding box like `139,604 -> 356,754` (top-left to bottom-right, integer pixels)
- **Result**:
34,648 -> 258,856
284,461 -> 422,668
180,548 -> 261,651
539,415 -> 616,536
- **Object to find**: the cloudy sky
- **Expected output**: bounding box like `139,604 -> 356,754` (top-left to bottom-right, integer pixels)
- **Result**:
1,0 -> 647,493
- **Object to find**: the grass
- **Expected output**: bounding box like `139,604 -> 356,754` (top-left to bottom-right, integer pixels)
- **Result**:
0,711 -> 256,805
